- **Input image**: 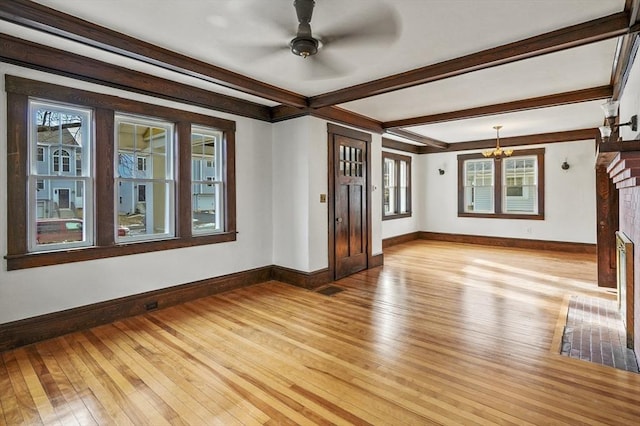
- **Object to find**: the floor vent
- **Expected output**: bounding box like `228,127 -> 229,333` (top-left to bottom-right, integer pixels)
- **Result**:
316,286 -> 344,296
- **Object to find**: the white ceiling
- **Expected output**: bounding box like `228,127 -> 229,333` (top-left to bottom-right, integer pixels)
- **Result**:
19,0 -> 629,144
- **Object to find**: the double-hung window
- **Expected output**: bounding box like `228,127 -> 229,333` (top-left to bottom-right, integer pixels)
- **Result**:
115,115 -> 175,241
28,100 -> 93,251
458,148 -> 544,220
191,127 -> 224,234
6,76 -> 237,270
383,151 -> 412,219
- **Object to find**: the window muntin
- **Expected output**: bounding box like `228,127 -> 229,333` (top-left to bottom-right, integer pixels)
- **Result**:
464,159 -> 494,213
28,100 -> 93,251
382,152 -> 412,219
6,76 -> 237,270
458,149 -> 544,220
191,127 -> 223,234
115,115 -> 175,242
503,156 -> 538,214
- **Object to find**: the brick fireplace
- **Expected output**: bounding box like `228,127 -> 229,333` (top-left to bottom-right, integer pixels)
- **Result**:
608,151 -> 640,359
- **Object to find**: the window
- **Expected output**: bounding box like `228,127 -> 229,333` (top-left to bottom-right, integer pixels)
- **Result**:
382,151 -> 411,219
5,76 -> 237,270
52,149 -> 71,172
115,115 -> 175,242
458,148 -> 544,220
28,100 -> 93,251
191,127 -> 223,234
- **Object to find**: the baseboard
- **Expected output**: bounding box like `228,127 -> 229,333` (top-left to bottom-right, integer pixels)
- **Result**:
382,232 -> 421,248
0,266 -> 272,352
369,253 -> 384,268
1,255 -> 386,351
271,265 -> 332,290
419,232 -> 597,254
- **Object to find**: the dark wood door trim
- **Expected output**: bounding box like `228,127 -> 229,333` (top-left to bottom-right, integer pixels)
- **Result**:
327,124 -> 372,280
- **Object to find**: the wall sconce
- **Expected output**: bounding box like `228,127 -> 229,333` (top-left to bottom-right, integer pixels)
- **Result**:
599,99 -> 638,142
561,161 -> 570,170
438,168 -> 445,175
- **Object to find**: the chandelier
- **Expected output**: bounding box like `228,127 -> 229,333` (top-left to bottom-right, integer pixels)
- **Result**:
482,125 -> 513,159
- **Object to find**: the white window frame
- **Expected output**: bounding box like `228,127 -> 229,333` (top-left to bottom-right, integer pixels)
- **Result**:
463,158 -> 495,214
502,156 -> 538,214
191,126 -> 224,235
28,100 -> 94,252
114,114 -> 175,243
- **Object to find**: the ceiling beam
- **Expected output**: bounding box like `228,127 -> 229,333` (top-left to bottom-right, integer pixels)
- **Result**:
308,13 -> 631,109
384,129 -> 449,149
0,33 -> 272,121
611,0 -> 640,99
0,0 -> 309,108
270,105 -> 383,133
382,138 -> 422,154
419,128 -> 595,154
383,86 -> 613,129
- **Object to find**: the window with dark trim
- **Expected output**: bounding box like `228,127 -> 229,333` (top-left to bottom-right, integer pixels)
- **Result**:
5,75 -> 236,270
382,151 -> 411,220
457,148 -> 545,220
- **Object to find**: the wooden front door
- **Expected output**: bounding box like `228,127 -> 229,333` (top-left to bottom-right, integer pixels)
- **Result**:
334,134 -> 368,279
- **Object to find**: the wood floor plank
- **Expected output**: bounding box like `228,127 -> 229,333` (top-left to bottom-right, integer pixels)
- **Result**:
2,351 -> 43,425
1,240 -> 640,424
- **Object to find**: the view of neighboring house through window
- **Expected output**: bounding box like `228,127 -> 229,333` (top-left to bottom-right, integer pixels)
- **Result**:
115,115 -> 175,241
458,148 -> 544,219
191,126 -> 223,234
382,151 -> 411,219
6,77 -> 237,269
463,159 -> 494,213
503,156 -> 538,213
29,100 -> 93,250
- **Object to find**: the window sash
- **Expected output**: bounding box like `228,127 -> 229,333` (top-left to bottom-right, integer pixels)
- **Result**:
503,156 -> 538,214
28,100 -> 94,252
6,76 -> 238,270
115,115 -> 175,242
382,152 -> 411,219
458,149 -> 544,219
463,159 -> 495,213
191,126 -> 224,235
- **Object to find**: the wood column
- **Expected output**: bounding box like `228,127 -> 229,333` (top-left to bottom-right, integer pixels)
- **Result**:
596,166 -> 618,288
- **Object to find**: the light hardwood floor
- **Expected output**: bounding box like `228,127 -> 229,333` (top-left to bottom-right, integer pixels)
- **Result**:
2,240 -> 639,425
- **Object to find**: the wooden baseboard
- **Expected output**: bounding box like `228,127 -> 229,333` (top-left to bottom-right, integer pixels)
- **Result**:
1,256 -> 385,351
369,253 -> 384,268
0,266 -> 272,352
382,232 -> 421,248
419,232 -> 597,254
271,266 -> 332,290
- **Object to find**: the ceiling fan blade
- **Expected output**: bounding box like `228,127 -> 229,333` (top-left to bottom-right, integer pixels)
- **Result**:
220,43 -> 290,63
320,4 -> 400,48
302,53 -> 347,80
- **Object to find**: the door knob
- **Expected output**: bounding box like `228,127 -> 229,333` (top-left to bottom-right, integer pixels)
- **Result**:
336,217 -> 343,223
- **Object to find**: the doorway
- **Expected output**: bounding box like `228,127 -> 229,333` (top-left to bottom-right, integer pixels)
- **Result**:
328,124 -> 372,280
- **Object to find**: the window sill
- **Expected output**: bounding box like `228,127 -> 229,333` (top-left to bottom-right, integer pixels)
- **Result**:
5,231 -> 237,270
382,213 -> 413,221
458,212 -> 544,220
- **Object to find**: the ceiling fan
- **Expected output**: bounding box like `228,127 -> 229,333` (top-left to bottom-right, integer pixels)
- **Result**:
229,0 -> 400,79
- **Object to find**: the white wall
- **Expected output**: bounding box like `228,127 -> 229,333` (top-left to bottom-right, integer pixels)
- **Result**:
272,117 -> 382,271
419,140 -> 597,243
0,64 -> 274,323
